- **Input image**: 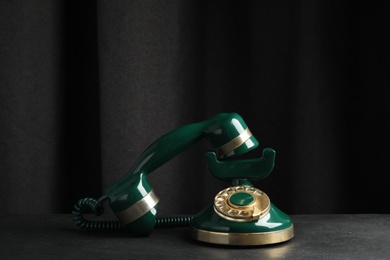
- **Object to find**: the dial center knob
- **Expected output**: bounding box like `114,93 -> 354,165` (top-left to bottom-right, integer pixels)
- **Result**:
229,192 -> 254,206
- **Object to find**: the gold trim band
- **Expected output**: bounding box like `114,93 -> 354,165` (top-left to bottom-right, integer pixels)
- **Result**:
115,190 -> 159,225
191,225 -> 294,246
214,128 -> 252,157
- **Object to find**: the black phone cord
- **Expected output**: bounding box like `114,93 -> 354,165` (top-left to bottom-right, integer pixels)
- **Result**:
72,197 -> 193,232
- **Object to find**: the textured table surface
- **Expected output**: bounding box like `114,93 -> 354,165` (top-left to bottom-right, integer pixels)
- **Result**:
0,214 -> 389,259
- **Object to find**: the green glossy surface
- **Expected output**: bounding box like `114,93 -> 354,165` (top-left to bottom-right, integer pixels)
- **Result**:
75,112 -> 293,240
191,203 -> 293,233
205,148 -> 275,181
230,192 -> 254,206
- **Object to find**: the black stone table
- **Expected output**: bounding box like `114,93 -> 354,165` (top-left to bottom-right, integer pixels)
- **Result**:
1,214 -> 389,259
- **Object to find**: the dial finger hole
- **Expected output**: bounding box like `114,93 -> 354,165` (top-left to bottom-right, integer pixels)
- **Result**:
240,211 -> 250,216
221,206 -> 230,211
215,201 -> 224,207
226,188 -> 235,194
229,209 -> 239,215
254,191 -> 263,196
215,196 -> 225,201
246,187 -> 255,192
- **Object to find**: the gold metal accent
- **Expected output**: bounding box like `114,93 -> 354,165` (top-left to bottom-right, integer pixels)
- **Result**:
214,128 -> 252,157
191,225 -> 294,246
213,186 -> 270,222
115,190 -> 159,225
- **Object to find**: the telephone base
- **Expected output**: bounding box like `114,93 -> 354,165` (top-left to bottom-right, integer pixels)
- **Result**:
190,204 -> 294,246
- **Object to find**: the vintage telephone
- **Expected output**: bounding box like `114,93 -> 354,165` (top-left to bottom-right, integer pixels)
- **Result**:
73,113 -> 294,246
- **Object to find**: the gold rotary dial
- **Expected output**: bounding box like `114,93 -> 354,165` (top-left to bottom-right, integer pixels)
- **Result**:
213,186 -> 270,222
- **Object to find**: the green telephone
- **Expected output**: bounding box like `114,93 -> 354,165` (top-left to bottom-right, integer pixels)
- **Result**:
73,113 -> 293,246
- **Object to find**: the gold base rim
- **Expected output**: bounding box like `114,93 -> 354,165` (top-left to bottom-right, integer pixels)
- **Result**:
191,225 -> 294,246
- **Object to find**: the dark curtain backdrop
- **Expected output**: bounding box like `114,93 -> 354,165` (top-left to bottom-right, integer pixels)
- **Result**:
0,1 -> 389,215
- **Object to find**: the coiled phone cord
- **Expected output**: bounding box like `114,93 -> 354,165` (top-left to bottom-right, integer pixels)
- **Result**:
73,197 -> 193,231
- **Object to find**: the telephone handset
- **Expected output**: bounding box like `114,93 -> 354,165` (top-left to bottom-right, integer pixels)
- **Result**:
73,113 -> 294,246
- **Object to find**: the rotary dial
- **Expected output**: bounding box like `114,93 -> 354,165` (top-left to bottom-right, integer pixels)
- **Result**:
213,186 -> 270,222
